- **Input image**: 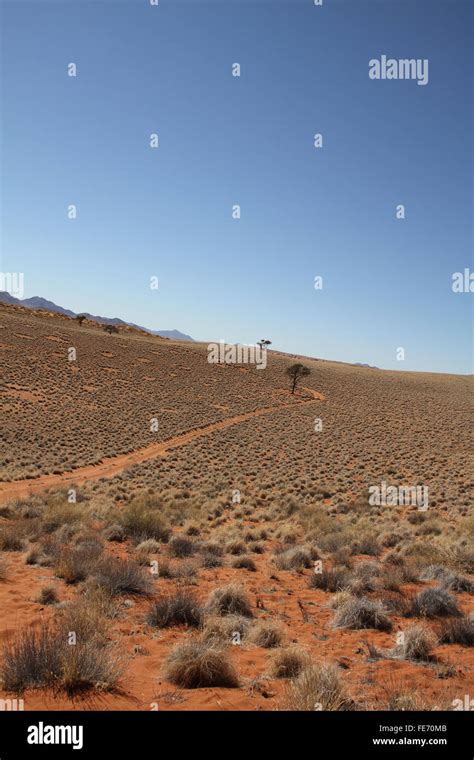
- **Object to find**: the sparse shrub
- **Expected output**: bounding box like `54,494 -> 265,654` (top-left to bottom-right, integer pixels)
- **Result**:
231,555 -> 256,572
184,522 -> 200,536
309,567 -> 349,593
201,552 -> 223,568
135,539 -> 161,554
351,534 -> 381,556
409,587 -> 461,619
92,556 -> 153,596
206,584 -> 254,618
270,646 -> 309,678
41,502 -> 81,534
201,615 -> 251,644
274,546 -> 312,571
146,592 -> 203,628
396,624 -> 437,660
120,501 -> 170,543
55,543 -> 102,584
386,687 -> 431,711
37,586 -> 58,605
164,640 -> 239,688
103,524 -> 125,542
250,621 -> 284,648
438,617 -> 474,646
1,621 -> 122,695
225,539 -> 246,556
285,663 -> 354,711
332,596 -> 392,632
199,542 -> 223,558
0,524 -> 26,552
168,535 -> 195,558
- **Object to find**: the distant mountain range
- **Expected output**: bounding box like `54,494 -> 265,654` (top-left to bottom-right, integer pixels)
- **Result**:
0,292 -> 194,342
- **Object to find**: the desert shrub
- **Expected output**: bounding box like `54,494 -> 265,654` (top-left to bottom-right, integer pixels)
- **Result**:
37,586 -> 58,605
41,503 -> 81,534
285,663 -> 354,711
206,584 -> 254,618
146,592 -> 203,628
60,638 -> 123,696
201,615 -> 251,644
409,587 -> 461,619
395,624 -> 437,660
249,542 -> 265,554
171,559 -> 200,581
225,539 -> 246,556
331,547 -> 353,567
1,623 -> 62,691
351,534 -> 381,556
58,588 -> 116,643
438,617 -> 474,646
274,546 -> 312,571
0,524 -> 26,552
103,524 -> 125,542
440,572 -> 473,594
201,552 -> 223,568
55,543 -> 102,584
347,562 -> 381,594
92,556 -> 153,596
386,687 -> 432,711
419,565 -> 472,593
184,522 -> 200,536
332,596 -> 392,632
231,556 -> 256,572
309,567 -> 350,593
1,621 -> 122,695
270,646 -> 309,678
316,531 -> 351,554
164,640 -> 239,688
168,535 -> 195,558
199,542 -> 224,558
120,501 -> 170,542
135,539 -> 161,554
249,621 -> 284,648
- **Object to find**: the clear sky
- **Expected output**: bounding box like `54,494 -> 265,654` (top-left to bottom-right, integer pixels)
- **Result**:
1,0 -> 472,373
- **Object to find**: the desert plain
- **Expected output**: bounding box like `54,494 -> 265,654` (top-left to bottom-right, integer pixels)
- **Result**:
0,301 -> 472,711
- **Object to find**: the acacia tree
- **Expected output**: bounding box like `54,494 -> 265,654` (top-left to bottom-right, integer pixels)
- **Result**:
75,314 -> 86,326
257,339 -> 272,350
286,363 -> 310,394
104,324 -> 119,335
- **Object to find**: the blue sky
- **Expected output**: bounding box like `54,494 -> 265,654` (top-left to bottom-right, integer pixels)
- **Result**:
1,0 -> 472,373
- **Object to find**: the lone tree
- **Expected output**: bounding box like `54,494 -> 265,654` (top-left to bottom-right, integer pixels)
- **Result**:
257,339 -> 272,350
286,363 -> 311,395
103,324 -> 119,335
75,314 -> 86,326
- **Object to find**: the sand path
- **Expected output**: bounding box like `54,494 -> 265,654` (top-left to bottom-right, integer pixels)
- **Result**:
0,388 -> 324,503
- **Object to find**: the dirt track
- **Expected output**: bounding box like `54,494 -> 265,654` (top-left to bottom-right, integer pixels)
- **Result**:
0,388 -> 324,503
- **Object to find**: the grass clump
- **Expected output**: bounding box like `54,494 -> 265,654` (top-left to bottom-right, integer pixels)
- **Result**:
92,556 -> 153,596
146,592 -> 203,628
285,663 -> 354,711
164,639 -> 239,688
332,595 -> 392,632
270,646 -> 309,678
206,584 -> 254,618
409,587 -> 461,619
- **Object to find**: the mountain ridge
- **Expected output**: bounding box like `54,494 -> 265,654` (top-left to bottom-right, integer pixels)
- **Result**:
0,292 -> 194,342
